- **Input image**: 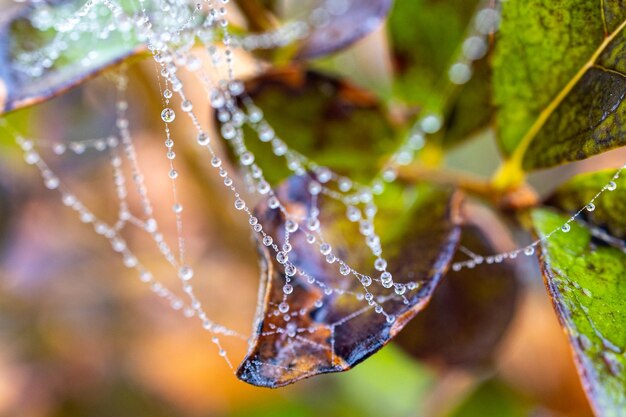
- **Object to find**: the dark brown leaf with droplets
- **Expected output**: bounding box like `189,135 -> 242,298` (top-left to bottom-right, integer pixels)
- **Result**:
237,68 -> 398,185
394,202 -> 519,368
295,0 -> 393,60
237,175 -> 462,387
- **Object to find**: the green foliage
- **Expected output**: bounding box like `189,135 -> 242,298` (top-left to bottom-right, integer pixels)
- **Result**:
389,0 -> 479,111
549,170 -> 626,239
494,0 -> 626,170
533,208 -> 626,416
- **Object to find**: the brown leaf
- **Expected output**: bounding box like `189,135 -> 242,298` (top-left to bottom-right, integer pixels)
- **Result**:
395,202 -> 520,369
236,175 -> 462,387
295,0 -> 393,60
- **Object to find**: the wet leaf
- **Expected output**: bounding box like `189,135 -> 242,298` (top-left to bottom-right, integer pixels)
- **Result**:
493,0 -> 626,170
239,68 -> 398,184
0,1 -> 146,115
237,175 -> 462,387
532,207 -> 626,416
389,0 -> 478,109
388,0 -> 493,147
441,57 -> 494,148
548,169 -> 626,240
395,202 -> 519,368
295,0 -> 393,60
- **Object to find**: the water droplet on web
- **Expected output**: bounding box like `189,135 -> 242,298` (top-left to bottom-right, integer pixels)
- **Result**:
264,196 -> 278,210
178,266 -> 194,281
221,123 -> 236,139
161,107 -> 176,123
607,181 -> 617,191
276,251 -> 288,264
420,114 -> 442,133
308,181 -> 322,195
374,258 -> 387,271
285,219 -> 298,233
285,263 -> 297,277
462,36 -> 487,60
448,62 -> 472,85
394,283 -> 406,295
586,203 -> 596,212
240,151 -> 254,165
561,223 -> 571,233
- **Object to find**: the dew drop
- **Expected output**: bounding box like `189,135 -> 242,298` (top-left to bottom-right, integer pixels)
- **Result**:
178,266 -> 194,281
197,132 -> 210,145
161,107 -> 176,123
268,196 -> 280,209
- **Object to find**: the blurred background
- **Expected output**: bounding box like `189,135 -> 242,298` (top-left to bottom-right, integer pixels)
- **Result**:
2,2 -> 626,416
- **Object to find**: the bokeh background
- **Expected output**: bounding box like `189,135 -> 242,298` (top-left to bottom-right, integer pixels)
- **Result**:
2,2 -> 626,416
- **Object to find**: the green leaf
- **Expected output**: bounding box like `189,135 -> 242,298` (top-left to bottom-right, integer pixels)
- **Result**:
239,69 -> 399,184
532,207 -> 626,416
388,0 -> 494,148
395,203 -> 519,368
441,57 -> 494,149
0,1 -> 147,115
389,0 -> 479,110
548,169 -> 626,239
493,0 -> 626,171
237,176 -> 462,387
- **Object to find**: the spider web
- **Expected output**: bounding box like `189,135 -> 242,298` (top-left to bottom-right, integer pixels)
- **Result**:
3,0 -> 620,384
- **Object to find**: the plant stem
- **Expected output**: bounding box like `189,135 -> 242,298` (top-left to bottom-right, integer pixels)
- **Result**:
233,0 -> 277,32
398,165 -> 538,210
